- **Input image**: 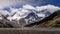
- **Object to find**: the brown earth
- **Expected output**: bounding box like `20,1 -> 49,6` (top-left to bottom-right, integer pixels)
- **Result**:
33,16 -> 60,28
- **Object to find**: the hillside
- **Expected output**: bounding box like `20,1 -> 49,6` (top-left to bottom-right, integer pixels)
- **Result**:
32,10 -> 60,27
0,10 -> 60,28
0,5 -> 60,28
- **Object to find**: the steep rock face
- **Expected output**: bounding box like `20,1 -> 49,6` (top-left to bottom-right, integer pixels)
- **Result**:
25,12 -> 38,19
19,18 -> 26,26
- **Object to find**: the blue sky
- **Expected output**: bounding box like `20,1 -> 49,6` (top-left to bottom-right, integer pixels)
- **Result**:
12,0 -> 60,7
2,0 -> 60,12
38,0 -> 60,7
34,0 -> 60,7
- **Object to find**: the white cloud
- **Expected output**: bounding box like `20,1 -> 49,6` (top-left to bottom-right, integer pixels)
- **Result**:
0,0 -> 42,9
23,4 -> 35,10
0,10 -> 10,15
0,0 -> 31,9
6,4 -> 60,21
1,4 -> 60,17
36,4 -> 60,13
9,4 -> 60,17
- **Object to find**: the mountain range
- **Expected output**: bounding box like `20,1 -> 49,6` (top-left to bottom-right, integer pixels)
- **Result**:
0,4 -> 60,27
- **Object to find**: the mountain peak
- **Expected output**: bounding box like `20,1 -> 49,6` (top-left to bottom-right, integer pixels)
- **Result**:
0,4 -> 60,27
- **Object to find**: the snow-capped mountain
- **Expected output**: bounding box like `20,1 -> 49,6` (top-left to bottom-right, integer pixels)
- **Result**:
0,4 -> 60,27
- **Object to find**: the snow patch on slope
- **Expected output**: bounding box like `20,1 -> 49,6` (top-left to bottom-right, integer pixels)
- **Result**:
0,4 -> 60,21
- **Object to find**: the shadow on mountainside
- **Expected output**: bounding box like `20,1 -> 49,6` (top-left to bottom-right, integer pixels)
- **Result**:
25,10 -> 60,27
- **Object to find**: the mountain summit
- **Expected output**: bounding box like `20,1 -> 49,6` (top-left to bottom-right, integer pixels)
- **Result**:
0,4 -> 60,27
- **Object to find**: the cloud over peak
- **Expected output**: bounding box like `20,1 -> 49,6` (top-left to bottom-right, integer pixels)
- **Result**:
35,4 -> 60,13
0,4 -> 60,17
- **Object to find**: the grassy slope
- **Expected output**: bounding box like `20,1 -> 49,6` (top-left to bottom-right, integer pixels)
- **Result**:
33,15 -> 60,28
